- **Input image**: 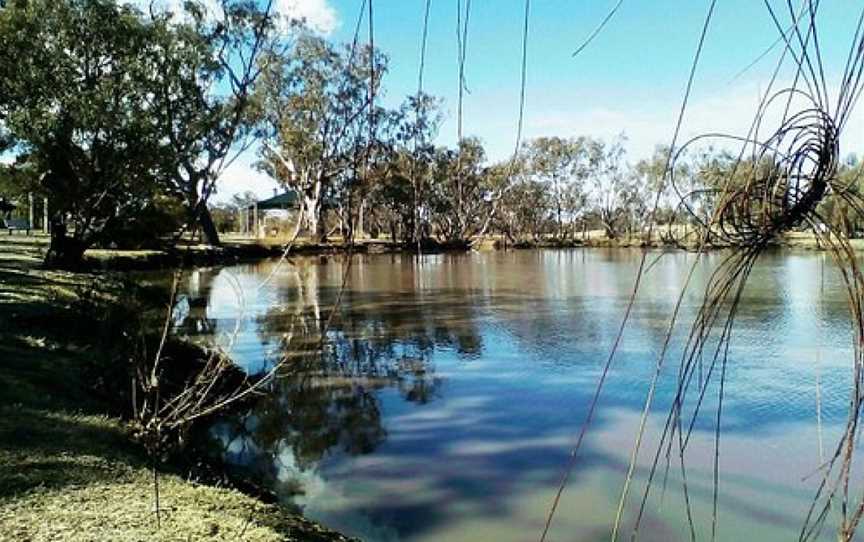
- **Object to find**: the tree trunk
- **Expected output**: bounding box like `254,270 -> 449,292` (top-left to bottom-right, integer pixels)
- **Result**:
602,220 -> 617,239
504,226 -> 516,245
316,207 -> 327,243
44,220 -> 87,269
303,195 -> 328,243
195,203 -> 220,246
556,203 -> 563,239
337,204 -> 345,239
357,199 -> 366,239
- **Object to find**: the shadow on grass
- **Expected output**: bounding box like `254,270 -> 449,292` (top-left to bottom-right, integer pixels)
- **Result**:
0,405 -> 143,500
0,336 -> 99,411
0,239 -> 143,500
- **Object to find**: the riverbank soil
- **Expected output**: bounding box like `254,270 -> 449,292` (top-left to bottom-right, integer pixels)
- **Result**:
0,236 -> 352,541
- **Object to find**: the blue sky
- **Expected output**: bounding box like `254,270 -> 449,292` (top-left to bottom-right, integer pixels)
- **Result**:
327,0 -> 863,156
218,0 -> 864,201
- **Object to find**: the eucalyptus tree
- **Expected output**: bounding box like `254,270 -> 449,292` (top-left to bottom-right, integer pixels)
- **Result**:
0,0 -> 166,267
256,33 -> 386,242
684,148 -> 742,239
144,0 -> 277,246
492,156 -> 552,242
368,152 -> 413,244
398,93 -> 443,244
427,137 -> 491,244
330,97 -> 393,240
523,136 -> 591,237
0,158 -> 40,201
366,93 -> 442,244
586,136 -> 637,239
629,145 -> 698,242
820,156 -> 864,237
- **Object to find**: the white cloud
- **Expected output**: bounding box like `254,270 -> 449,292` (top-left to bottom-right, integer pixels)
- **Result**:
213,149 -> 280,203
523,79 -> 864,163
276,0 -> 339,35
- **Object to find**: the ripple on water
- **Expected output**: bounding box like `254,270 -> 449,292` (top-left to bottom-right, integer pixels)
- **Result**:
169,249 -> 857,542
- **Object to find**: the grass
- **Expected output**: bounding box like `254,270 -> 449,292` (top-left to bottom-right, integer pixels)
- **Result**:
0,408 -> 323,541
0,235 -> 351,541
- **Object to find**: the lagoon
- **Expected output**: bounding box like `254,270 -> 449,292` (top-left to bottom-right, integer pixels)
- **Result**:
174,248 -> 853,541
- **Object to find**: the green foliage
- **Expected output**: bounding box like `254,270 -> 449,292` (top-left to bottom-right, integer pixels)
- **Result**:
818,156 -> 864,237
256,31 -> 386,240
3,0 -> 842,252
427,137 -> 492,243
493,134 -> 641,240
145,0 -> 277,245
210,190 -> 264,233
521,136 -> 593,237
0,159 -> 40,200
0,0 -> 167,264
365,92 -> 443,243
102,196 -> 186,249
0,0 -> 274,263
209,204 -> 238,233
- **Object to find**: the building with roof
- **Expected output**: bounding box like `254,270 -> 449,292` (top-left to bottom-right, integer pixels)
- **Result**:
244,189 -> 302,238
0,193 -> 49,233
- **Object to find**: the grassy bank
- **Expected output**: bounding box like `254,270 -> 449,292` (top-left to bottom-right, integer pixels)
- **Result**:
482,229 -> 864,251
13,227 -> 860,274
84,234 -> 398,271
0,236 -> 351,541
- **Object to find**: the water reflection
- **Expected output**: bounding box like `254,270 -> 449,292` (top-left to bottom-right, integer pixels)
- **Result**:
173,249 -> 855,541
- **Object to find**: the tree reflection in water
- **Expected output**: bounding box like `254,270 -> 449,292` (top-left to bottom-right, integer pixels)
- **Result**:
172,268 -> 220,336
179,256 -> 487,497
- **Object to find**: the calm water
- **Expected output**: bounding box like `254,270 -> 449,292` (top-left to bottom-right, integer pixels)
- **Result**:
172,248 -> 858,541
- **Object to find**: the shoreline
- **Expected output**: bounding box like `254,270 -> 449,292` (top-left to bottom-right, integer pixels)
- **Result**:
3,229 -> 847,275
0,236 -> 354,541
72,230 -> 861,272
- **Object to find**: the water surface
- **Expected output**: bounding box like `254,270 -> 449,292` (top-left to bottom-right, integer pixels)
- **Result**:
173,248 -> 855,541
